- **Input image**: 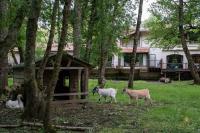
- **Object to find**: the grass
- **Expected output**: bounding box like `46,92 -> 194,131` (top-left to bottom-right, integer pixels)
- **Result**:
8,78 -> 13,87
88,80 -> 200,132
5,78 -> 200,132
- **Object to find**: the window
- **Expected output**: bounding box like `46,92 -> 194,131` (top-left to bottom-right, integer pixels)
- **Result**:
123,53 -> 144,67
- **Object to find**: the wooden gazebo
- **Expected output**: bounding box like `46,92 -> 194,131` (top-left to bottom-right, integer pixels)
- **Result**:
13,53 -> 92,103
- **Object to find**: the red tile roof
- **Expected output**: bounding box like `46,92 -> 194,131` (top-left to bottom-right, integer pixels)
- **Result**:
121,47 -> 149,53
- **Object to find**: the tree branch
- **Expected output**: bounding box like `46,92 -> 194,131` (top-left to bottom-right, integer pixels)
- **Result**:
0,0 -> 28,56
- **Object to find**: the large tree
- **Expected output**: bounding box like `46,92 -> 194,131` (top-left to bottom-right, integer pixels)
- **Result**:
128,0 -> 143,88
43,0 -> 72,131
0,0 -> 27,96
178,0 -> 200,84
96,0 -> 134,87
37,0 -> 59,90
145,0 -> 200,84
23,0 -> 44,119
83,0 -> 97,63
73,0 -> 82,58
0,0 -> 9,95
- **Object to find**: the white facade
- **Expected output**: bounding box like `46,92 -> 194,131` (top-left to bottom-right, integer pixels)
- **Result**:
112,31 -> 200,70
8,52 -> 20,66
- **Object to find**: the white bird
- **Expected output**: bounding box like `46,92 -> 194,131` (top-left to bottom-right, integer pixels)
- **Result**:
6,94 -> 24,109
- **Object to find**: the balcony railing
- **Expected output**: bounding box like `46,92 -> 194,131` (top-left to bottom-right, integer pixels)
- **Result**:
148,60 -> 200,70
124,62 -> 148,67
107,59 -> 200,70
162,63 -> 187,70
161,63 -> 200,70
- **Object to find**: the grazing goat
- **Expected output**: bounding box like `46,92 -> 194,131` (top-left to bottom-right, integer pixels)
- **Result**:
6,94 -> 24,109
122,88 -> 152,105
92,86 -> 117,103
159,77 -> 171,83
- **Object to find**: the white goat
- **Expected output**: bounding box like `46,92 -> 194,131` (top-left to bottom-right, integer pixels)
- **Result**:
123,88 -> 152,105
92,86 -> 117,103
159,77 -> 171,83
6,94 -> 24,109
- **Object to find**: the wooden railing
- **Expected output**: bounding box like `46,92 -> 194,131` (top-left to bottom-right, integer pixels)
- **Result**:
161,63 -> 187,70
148,60 -> 200,70
53,92 -> 88,97
53,92 -> 89,103
108,59 -> 200,70
161,63 -> 200,70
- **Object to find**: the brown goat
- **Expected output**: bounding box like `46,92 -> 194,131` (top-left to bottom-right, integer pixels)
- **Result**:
123,88 -> 152,105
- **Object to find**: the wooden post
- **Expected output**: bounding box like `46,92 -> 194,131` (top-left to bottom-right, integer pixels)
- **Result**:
178,71 -> 181,81
80,68 -> 88,99
0,56 -> 8,95
69,70 -> 79,100
160,59 -> 163,69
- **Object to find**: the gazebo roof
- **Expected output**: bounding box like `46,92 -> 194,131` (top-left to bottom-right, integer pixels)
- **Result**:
13,52 -> 93,69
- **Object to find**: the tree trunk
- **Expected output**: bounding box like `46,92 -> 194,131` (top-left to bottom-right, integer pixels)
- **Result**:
97,0 -> 119,87
57,4 -> 61,42
0,55 -> 8,95
37,0 -> 59,90
178,0 -> 200,84
17,45 -> 24,63
128,0 -> 143,88
98,46 -> 108,88
23,0 -> 45,120
0,0 -> 27,96
73,0 -> 82,58
43,0 -> 72,131
84,0 -> 97,63
98,25 -> 109,87
0,0 -> 8,96
0,0 -> 8,41
0,0 -> 27,55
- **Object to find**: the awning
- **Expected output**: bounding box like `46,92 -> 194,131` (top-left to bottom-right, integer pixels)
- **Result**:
121,47 -> 149,53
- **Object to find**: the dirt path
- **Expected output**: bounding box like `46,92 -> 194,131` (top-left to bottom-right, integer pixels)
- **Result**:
0,102 -> 150,132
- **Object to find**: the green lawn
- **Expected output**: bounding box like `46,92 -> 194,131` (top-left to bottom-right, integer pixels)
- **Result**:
88,80 -> 200,132
5,79 -> 200,132
8,78 -> 13,87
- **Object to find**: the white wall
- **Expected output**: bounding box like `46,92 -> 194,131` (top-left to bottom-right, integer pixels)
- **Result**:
149,48 -> 162,61
8,53 -> 20,66
140,35 -> 150,47
124,34 -> 150,48
112,55 -> 118,67
112,30 -> 200,69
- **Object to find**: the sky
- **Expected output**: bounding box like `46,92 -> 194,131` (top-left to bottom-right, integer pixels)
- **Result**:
142,0 -> 155,21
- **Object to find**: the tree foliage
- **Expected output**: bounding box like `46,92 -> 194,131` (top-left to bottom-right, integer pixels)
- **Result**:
145,0 -> 200,48
145,0 -> 200,84
85,0 -> 135,66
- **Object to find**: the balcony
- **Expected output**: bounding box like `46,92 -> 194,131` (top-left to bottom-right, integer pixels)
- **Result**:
148,60 -> 200,71
161,63 -> 200,70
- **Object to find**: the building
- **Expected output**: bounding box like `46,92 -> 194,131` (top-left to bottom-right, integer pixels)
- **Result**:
110,29 -> 200,80
111,29 -> 200,70
111,29 -> 153,70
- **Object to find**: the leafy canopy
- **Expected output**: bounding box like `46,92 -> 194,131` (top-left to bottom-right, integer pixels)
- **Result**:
144,0 -> 200,49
